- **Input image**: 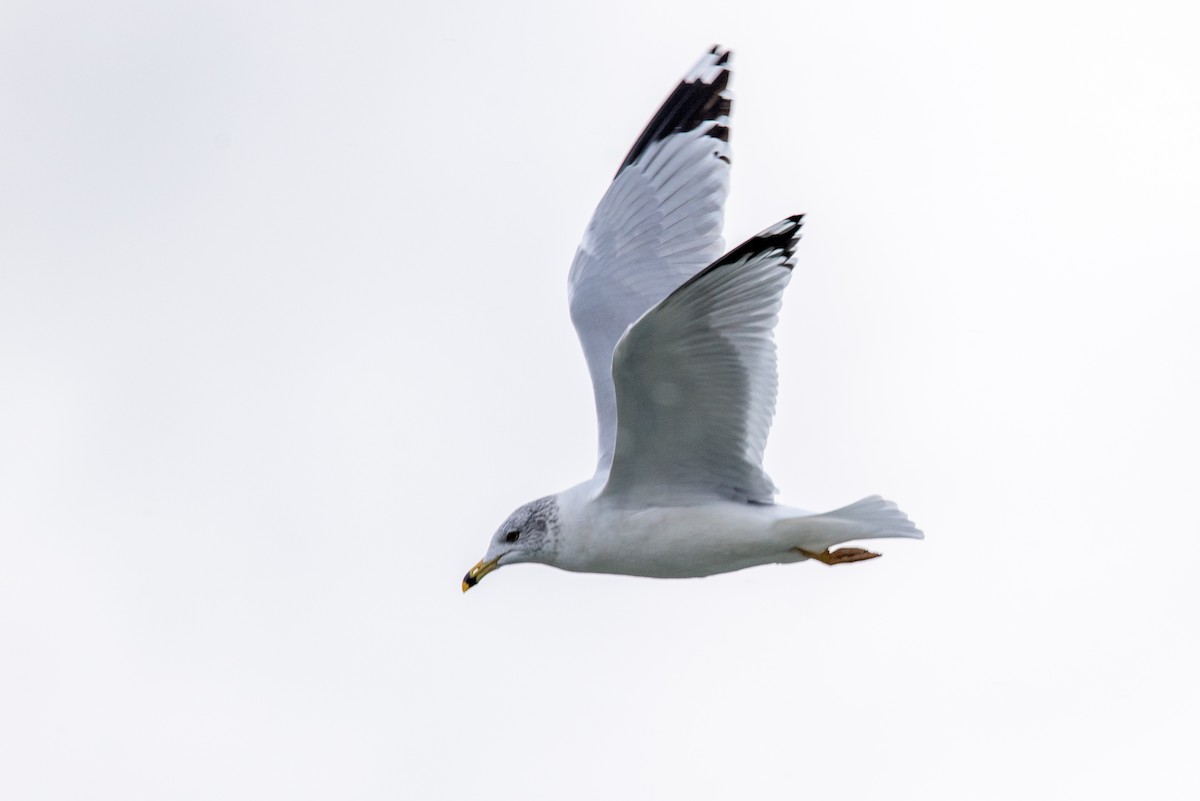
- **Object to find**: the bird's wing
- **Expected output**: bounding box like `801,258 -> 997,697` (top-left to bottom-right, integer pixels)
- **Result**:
568,46 -> 733,475
600,216 -> 804,506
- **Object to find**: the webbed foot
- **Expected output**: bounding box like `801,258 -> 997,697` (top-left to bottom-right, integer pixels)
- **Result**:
794,546 -> 881,565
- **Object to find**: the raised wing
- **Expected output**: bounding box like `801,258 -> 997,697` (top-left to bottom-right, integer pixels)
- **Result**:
600,216 -> 804,506
568,46 -> 733,475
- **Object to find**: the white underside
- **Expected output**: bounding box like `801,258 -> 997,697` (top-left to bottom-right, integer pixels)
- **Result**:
548,479 -> 923,579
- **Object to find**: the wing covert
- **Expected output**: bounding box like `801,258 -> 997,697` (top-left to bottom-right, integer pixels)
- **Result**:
600,216 -> 805,506
568,46 -> 734,475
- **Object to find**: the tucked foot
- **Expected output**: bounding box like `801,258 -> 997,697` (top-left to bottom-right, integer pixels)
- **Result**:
795,547 -> 881,565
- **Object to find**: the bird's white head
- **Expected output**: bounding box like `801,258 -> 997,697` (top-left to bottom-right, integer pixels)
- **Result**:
462,495 -> 561,592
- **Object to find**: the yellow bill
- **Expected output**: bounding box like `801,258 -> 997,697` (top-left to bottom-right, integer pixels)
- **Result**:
462,556 -> 501,592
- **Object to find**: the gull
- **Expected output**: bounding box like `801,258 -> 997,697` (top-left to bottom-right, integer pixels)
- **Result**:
463,46 -> 921,591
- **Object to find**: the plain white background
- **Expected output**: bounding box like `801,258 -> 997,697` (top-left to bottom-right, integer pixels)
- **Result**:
2,1 -> 1197,798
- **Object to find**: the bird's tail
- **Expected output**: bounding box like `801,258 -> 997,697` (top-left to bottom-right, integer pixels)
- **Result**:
779,495 -> 923,553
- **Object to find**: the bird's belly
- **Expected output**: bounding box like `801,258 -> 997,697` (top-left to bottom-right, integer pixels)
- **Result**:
557,503 -> 791,578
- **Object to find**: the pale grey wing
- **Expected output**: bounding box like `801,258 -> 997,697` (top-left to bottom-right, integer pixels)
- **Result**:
568,46 -> 733,474
600,216 -> 804,506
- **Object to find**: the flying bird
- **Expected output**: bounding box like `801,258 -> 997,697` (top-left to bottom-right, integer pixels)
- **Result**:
463,47 -> 921,591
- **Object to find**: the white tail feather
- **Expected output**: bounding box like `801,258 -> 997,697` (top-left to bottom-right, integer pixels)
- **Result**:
780,495 -> 923,554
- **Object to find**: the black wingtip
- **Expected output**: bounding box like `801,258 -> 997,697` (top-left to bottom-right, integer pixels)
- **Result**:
668,215 -> 805,298
706,44 -> 733,65
716,215 -> 806,272
616,47 -> 734,175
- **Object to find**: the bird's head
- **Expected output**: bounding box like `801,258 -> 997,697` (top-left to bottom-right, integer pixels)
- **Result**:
462,495 -> 560,592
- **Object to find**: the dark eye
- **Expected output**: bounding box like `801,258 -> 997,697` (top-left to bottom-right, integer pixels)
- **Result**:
504,530 -> 520,543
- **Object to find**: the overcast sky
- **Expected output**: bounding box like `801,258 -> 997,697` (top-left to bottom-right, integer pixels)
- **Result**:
2,1 -> 1198,799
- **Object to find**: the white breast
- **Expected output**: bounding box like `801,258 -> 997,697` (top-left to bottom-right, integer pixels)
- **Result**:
552,483 -> 801,578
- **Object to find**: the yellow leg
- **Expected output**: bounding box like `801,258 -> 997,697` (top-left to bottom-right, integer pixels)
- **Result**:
795,546 -> 881,565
